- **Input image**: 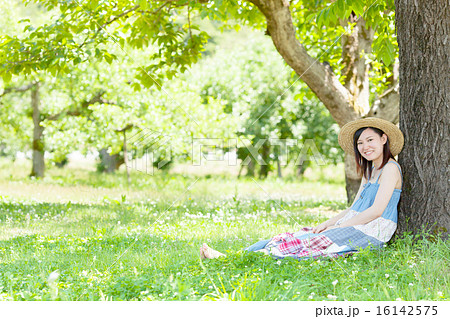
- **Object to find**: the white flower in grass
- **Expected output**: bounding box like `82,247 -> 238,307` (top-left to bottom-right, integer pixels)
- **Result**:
385,274 -> 389,278
276,260 -> 282,265
396,298 -> 402,301
327,294 -> 337,300
409,283 -> 413,286
437,291 -> 443,297
389,285 -> 394,289
47,271 -> 59,283
332,280 -> 338,286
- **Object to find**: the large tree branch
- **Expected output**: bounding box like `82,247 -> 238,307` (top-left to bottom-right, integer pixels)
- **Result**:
0,82 -> 37,97
247,0 -> 357,126
340,17 -> 374,116
46,90 -> 122,121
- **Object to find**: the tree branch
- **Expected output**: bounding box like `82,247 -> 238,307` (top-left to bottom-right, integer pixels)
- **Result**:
46,90 -> 122,121
340,17 -> 374,115
115,124 -> 135,133
0,82 -> 37,97
247,0 -> 356,126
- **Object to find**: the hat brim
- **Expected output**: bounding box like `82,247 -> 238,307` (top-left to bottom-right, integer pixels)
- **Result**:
338,117 -> 404,156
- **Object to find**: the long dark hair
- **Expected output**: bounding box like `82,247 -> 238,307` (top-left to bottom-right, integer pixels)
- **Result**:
353,127 -> 395,180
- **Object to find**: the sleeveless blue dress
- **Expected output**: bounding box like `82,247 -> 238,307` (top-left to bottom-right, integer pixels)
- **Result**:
245,160 -> 403,260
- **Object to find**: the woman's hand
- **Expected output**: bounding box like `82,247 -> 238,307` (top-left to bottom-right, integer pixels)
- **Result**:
312,223 -> 340,234
323,225 -> 340,231
312,222 -> 330,234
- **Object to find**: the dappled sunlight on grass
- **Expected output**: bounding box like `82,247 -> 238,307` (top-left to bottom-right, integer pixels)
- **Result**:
0,161 -> 448,301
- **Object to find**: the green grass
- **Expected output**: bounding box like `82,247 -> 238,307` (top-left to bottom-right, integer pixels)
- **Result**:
0,159 -> 448,301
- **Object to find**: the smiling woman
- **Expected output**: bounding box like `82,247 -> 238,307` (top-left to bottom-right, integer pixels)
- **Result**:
201,117 -> 405,261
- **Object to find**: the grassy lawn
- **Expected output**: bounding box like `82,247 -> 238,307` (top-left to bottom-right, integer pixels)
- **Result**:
0,159 -> 448,301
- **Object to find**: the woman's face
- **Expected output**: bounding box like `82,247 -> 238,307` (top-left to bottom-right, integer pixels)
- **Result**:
356,128 -> 387,162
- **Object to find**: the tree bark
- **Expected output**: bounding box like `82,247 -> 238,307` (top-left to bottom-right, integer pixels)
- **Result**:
296,163 -> 307,177
276,158 -> 282,178
258,142 -> 271,178
395,0 -> 449,236
30,83 -> 45,178
246,158 -> 256,177
123,131 -> 131,186
344,153 -> 360,204
340,17 -> 374,116
98,148 -> 124,173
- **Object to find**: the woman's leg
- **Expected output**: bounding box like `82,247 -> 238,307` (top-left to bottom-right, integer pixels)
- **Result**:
200,238 -> 272,259
244,239 -> 271,252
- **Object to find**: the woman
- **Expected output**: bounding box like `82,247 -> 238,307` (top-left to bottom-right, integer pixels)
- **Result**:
201,117 -> 404,260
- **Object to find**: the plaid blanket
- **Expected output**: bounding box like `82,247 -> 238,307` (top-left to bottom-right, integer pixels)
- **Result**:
264,226 -> 384,260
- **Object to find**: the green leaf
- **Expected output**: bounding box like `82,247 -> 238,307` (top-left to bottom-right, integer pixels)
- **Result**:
316,10 -> 325,27
137,0 -> 148,11
1,72 -> 12,83
352,0 -> 365,16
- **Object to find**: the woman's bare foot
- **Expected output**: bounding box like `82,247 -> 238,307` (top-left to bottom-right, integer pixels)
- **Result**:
200,243 -> 226,259
200,245 -> 206,259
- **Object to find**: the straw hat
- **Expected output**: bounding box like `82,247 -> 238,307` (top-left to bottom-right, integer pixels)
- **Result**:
338,117 -> 404,156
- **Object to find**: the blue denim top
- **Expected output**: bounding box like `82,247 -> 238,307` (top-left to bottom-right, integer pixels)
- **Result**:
350,160 -> 402,223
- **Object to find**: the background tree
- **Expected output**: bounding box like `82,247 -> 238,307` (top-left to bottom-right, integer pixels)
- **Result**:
395,0 -> 449,236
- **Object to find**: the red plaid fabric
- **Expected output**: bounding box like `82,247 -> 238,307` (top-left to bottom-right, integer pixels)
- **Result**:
270,231 -> 334,258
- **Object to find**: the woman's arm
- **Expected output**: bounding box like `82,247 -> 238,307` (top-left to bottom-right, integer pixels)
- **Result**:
337,163 -> 401,227
312,176 -> 366,233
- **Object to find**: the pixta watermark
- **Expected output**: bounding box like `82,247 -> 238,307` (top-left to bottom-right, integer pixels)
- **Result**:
125,129 -> 328,175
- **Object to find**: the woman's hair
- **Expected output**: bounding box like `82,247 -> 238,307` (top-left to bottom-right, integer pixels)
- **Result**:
353,127 -> 395,180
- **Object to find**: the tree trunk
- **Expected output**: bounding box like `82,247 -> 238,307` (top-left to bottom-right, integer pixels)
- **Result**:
344,152 -> 361,204
395,0 -> 449,236
98,148 -> 124,173
123,131 -> 131,186
258,142 -> 271,178
246,158 -> 256,177
276,158 -> 282,178
296,163 -> 307,177
340,17 -> 374,115
30,83 -> 45,178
